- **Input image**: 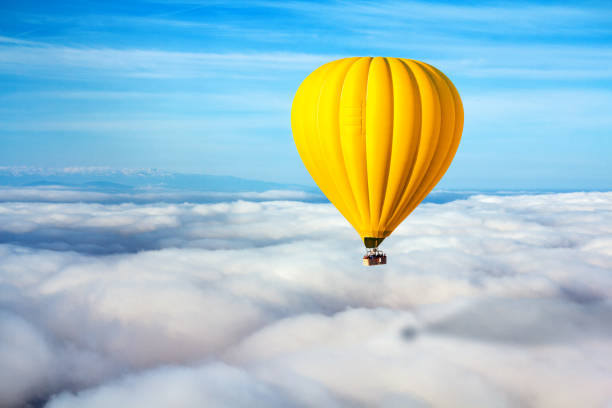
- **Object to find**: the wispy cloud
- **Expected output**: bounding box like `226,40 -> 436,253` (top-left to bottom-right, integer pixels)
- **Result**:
1,38 -> 610,82
0,35 -> 42,45
0,41 -> 333,79
0,187 -> 320,208
0,114 -> 287,133
0,166 -> 171,176
0,90 -> 292,112
255,0 -> 611,36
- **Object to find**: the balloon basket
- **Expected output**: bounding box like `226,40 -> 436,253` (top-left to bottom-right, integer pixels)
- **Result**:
363,248 -> 387,266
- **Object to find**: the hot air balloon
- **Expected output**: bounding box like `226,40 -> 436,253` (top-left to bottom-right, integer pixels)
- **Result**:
291,57 -> 463,265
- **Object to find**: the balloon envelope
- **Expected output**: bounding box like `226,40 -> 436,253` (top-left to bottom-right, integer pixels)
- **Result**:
291,57 -> 463,248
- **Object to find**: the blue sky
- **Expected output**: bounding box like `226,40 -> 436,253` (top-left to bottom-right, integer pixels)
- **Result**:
0,0 -> 611,189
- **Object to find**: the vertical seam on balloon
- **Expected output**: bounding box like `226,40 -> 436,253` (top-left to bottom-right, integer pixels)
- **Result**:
324,58 -> 367,228
338,57 -> 368,228
291,65 -> 330,202
386,60 -> 441,230
384,58 -> 426,229
339,57 -> 370,228
419,64 -> 462,198
377,58 -> 421,234
403,61 -> 444,217
387,63 -> 463,233
427,64 -> 461,181
375,57 -> 394,234
295,64 -> 334,203
364,56 -> 378,237
363,57 -> 373,235
408,62 -> 457,214
361,57 -> 373,227
399,58 -> 422,187
314,60 -> 355,223
412,61 -> 450,187
401,68 -> 461,225
439,67 -> 464,162
388,60 -> 445,229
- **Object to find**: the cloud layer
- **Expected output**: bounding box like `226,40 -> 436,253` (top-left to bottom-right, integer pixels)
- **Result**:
1,191 -> 611,407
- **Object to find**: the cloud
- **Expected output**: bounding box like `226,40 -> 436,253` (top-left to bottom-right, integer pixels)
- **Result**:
0,186 -> 321,205
0,113 -> 290,133
45,363 -> 303,408
0,198 -> 333,254
261,0 -> 597,24
0,42 -> 332,80
0,311 -> 56,407
0,310 -> 121,408
0,90 -> 292,112
0,166 -> 170,176
2,0 -> 612,85
0,36 -> 42,45
2,40 -> 610,83
0,192 -> 611,407
147,0 -> 610,37
225,301 -> 612,407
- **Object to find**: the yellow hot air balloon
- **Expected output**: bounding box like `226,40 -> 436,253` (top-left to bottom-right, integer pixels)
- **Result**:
291,57 -> 463,264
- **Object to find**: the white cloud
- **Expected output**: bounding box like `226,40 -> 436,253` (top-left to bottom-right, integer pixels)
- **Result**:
0,42 -> 332,80
0,36 -> 42,45
0,311 -> 55,407
0,90 -> 292,112
149,0 -> 609,37
0,166 -> 170,176
1,41 -> 608,82
0,113 -> 289,133
0,187 -> 319,207
45,363 -> 302,408
0,192 -> 611,407
259,0 -> 599,26
0,310 -> 121,407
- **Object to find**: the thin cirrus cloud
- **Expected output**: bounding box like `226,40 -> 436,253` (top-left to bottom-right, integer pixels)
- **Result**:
0,39 -> 332,80
0,90 -> 292,112
0,114 -> 288,133
0,186 -> 319,203
0,190 -> 611,407
1,38 -> 611,81
156,0 -> 608,35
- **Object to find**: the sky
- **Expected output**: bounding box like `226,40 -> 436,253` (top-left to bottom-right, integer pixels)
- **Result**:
1,0 -> 611,190
1,2 -> 612,407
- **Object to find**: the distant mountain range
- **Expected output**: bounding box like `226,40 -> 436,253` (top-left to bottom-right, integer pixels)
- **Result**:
1,167 -> 585,205
0,167 -> 314,193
